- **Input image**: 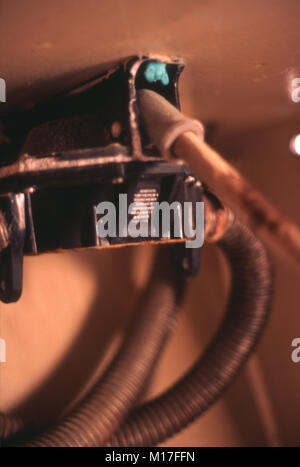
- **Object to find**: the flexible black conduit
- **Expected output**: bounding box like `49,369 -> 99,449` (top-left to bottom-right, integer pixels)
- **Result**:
1,219 -> 273,447
107,219 -> 273,446
1,249 -> 185,446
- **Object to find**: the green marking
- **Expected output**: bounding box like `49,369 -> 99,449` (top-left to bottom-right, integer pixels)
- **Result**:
144,62 -> 169,86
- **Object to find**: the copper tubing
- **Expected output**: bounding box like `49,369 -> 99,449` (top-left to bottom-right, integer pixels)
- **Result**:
137,89 -> 300,270
107,219 -> 273,446
2,248 -> 185,446
174,132 -> 300,269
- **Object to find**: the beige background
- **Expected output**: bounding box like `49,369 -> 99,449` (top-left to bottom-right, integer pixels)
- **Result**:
1,0 -> 300,446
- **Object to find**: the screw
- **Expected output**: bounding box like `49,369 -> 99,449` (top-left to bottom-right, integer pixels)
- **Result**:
111,121 -> 122,139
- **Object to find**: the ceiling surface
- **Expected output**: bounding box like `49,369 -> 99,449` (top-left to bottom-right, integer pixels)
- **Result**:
0,0 -> 300,133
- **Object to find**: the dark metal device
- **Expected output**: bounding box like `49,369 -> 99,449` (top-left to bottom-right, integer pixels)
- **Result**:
0,56 -> 202,303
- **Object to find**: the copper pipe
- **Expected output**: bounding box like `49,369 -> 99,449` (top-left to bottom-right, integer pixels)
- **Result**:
137,89 -> 300,270
175,132 -> 300,268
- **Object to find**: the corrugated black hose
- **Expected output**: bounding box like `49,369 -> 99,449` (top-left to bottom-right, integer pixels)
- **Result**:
1,218 -> 273,446
1,249 -> 186,446
107,219 -> 273,446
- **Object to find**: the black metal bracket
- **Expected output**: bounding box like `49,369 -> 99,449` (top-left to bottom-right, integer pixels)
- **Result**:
0,56 -> 202,303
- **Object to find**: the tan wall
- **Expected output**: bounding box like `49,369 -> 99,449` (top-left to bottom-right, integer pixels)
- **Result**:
1,0 -> 300,447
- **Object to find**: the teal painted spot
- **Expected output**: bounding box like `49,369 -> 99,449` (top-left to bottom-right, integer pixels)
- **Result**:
144,62 -> 169,86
